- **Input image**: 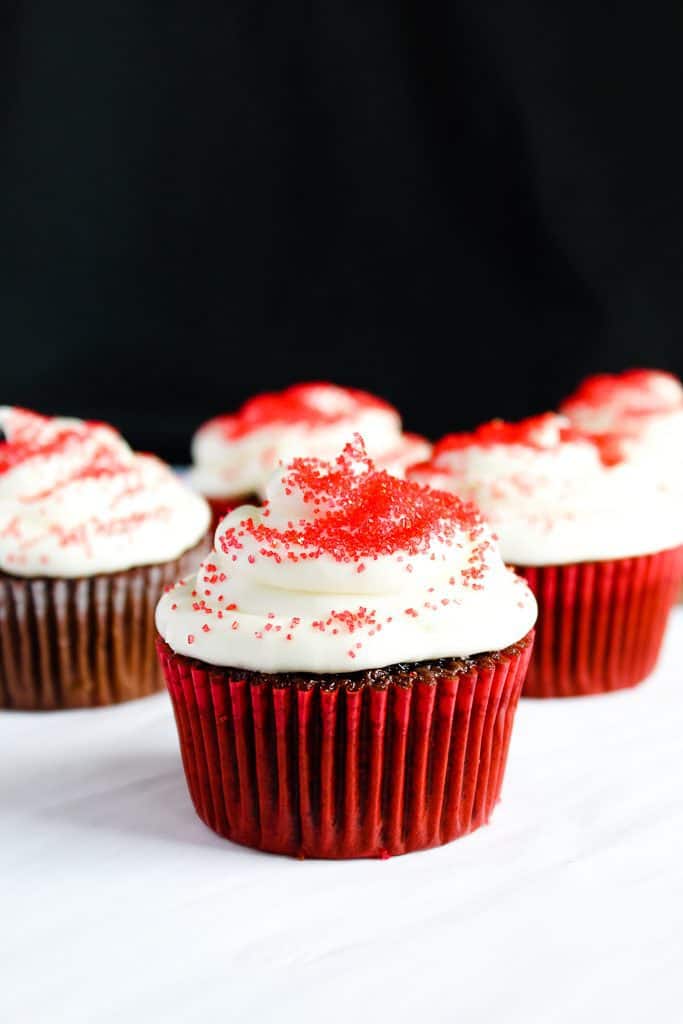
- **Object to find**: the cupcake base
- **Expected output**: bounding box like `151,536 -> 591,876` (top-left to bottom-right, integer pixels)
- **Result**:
0,535 -> 210,711
517,546 -> 682,698
156,632 -> 534,859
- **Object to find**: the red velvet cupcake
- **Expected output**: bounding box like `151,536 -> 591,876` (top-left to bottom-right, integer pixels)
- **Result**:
409,412 -> 682,698
156,437 -> 536,858
190,383 -> 430,530
0,407 -> 210,709
561,369 -> 683,604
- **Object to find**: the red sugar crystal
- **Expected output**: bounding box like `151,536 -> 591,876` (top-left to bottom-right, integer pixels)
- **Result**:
0,408 -> 129,482
561,369 -> 682,417
200,383 -> 395,441
217,436 -> 484,566
432,413 -> 584,455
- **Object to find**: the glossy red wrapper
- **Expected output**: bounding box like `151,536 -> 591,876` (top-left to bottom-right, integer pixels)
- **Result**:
156,632 -> 534,859
517,546 -> 682,698
0,535 -> 209,710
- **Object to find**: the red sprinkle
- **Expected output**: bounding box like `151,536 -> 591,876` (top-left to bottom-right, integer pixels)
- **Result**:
561,369 -> 682,418
198,383 -> 396,441
217,436 -> 484,566
431,413 -> 584,455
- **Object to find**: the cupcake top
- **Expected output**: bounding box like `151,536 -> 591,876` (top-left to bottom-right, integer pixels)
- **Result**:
0,407 -> 209,577
157,436 -> 536,672
190,382 -> 431,499
560,368 -> 683,487
409,413 -> 682,566
560,369 -> 683,438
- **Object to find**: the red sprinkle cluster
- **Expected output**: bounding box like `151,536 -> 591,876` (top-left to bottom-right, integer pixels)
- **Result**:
218,436 -> 484,564
164,438 -> 497,660
560,369 -> 682,418
431,413 -> 584,456
0,408 -> 128,484
200,383 -> 395,441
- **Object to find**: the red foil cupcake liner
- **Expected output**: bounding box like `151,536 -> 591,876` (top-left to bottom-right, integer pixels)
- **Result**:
0,535 -> 209,711
517,546 -> 682,698
156,632 -> 534,858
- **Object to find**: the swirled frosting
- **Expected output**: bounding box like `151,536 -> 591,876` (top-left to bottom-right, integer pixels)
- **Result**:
190,382 -> 431,499
560,369 -> 683,484
157,436 -> 536,672
560,369 -> 683,436
408,413 -> 683,566
0,407 -> 209,577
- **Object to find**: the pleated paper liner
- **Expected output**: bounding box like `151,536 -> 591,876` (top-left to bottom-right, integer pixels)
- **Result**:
156,631 -> 534,859
517,545 -> 683,698
207,494 -> 258,532
0,534 -> 210,711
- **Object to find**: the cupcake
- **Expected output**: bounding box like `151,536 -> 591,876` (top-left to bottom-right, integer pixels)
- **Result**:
190,382 -> 431,528
409,414 -> 683,698
0,407 -> 210,709
156,436 -> 536,858
561,369 -> 683,600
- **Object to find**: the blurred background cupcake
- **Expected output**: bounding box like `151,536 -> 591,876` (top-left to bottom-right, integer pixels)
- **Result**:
561,369 -> 683,601
0,407 -> 210,709
409,412 -> 683,698
190,382 -> 431,528
156,437 -> 536,858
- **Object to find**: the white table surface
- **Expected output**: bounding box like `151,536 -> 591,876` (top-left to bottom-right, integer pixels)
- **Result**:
2,609 -> 682,1024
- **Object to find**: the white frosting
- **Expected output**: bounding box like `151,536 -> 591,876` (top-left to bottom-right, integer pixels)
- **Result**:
409,414 -> 683,566
561,370 -> 683,435
190,383 -> 431,499
561,370 -> 683,492
157,439 -> 536,672
0,407 -> 210,577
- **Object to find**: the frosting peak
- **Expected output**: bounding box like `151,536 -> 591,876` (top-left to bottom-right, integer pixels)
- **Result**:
560,369 -> 683,435
190,382 -> 431,499
157,437 -> 536,672
0,407 -> 209,577
204,383 -> 394,439
221,436 -> 483,569
560,368 -> 683,473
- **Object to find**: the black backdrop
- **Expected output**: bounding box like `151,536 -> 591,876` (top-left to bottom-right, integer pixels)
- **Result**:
2,2 -> 682,462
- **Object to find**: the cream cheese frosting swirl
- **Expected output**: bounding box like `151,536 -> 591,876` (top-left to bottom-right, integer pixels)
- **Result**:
157,436 -> 536,672
560,369 -> 683,491
0,407 -> 210,577
560,369 -> 683,437
409,413 -> 683,566
190,382 -> 431,499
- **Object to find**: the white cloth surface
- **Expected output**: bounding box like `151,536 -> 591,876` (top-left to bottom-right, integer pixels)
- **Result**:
2,609 -> 682,1024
